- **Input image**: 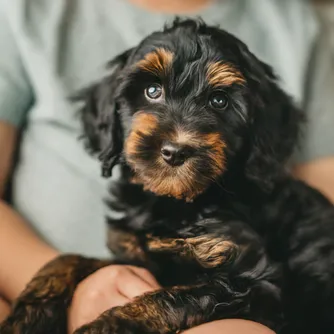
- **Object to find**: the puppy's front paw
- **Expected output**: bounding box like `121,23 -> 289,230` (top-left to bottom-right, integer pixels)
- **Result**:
0,300 -> 66,334
0,319 -> 15,334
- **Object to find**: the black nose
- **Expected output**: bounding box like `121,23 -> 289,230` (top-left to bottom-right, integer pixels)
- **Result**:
161,143 -> 192,166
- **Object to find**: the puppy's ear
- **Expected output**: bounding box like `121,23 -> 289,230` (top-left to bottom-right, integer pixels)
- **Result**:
238,44 -> 304,191
74,49 -> 132,177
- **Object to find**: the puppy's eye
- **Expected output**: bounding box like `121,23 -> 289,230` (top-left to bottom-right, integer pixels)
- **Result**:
145,84 -> 163,100
209,92 -> 229,110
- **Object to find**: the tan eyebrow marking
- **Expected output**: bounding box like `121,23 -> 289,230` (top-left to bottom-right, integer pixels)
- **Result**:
137,48 -> 174,76
207,62 -> 245,87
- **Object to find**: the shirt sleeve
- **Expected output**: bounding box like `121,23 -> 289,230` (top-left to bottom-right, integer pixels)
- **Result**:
292,5 -> 334,164
0,3 -> 33,127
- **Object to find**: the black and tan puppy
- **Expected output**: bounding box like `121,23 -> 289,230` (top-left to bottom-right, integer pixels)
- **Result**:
1,18 -> 334,334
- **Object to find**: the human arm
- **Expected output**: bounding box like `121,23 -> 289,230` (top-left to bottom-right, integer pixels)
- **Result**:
0,195 -> 59,303
0,122 -> 59,321
0,3 -> 59,308
0,122 -> 59,303
293,157 -> 334,203
0,122 -> 16,197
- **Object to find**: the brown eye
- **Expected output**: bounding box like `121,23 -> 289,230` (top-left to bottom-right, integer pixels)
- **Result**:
145,84 -> 163,100
209,92 -> 229,110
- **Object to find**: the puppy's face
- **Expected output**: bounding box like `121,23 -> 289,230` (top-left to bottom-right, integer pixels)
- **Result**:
121,49 -> 246,201
80,20 -> 301,201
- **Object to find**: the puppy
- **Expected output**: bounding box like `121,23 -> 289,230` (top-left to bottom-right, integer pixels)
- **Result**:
1,18 -> 334,334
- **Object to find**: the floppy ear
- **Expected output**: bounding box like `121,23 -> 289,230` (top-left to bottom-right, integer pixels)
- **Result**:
238,44 -> 305,191
74,49 -> 132,177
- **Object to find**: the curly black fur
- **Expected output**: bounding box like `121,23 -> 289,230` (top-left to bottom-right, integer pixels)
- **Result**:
2,18 -> 334,334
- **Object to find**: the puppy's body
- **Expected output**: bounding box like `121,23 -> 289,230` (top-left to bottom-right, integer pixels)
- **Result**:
104,165 -> 334,333
1,19 -> 334,334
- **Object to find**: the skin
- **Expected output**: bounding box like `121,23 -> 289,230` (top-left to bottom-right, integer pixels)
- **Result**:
0,0 -> 333,333
0,122 -> 16,197
67,266 -> 161,333
293,157 -> 334,204
128,0 -> 214,14
0,123 -> 59,319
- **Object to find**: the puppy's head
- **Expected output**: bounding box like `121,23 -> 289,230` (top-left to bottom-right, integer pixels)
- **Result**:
77,19 -> 303,201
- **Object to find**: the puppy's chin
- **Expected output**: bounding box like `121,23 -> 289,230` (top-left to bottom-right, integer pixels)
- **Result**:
128,159 -> 210,202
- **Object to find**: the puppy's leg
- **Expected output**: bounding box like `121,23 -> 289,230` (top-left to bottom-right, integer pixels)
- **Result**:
280,208 -> 334,334
98,221 -> 282,334
0,255 -> 111,334
74,276 -> 282,334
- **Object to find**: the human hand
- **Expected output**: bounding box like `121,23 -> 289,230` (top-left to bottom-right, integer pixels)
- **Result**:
68,265 -> 160,333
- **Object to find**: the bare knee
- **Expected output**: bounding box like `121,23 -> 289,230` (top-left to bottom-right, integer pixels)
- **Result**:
183,319 -> 275,334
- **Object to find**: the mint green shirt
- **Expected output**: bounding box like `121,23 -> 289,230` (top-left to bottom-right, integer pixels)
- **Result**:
0,0 -> 332,257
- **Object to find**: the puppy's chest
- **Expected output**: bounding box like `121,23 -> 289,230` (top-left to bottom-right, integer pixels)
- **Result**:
107,225 -> 237,286
105,193 -> 214,267
105,182 -> 240,284
106,206 -> 238,285
105,180 -> 222,232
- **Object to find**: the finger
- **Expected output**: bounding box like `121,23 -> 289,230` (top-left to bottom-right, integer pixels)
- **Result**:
126,266 -> 161,289
101,294 -> 129,309
116,268 -> 159,299
69,286 -> 129,333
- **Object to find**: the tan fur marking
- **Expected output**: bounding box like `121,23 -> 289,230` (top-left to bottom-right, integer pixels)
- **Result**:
125,113 -> 158,156
109,284 -> 209,333
137,48 -> 173,76
171,130 -> 226,149
207,62 -> 245,87
203,133 -> 226,176
147,235 -> 238,268
126,127 -> 227,201
171,131 -> 226,178
131,112 -> 158,136
187,236 -> 237,268
130,159 -> 201,202
112,291 -> 181,332
135,169 -> 196,201
172,129 -> 194,145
